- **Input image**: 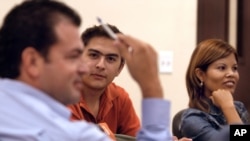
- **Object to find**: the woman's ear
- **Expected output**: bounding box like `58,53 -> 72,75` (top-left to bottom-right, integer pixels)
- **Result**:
195,68 -> 204,82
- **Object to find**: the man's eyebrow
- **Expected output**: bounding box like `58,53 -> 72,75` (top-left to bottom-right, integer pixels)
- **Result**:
87,48 -> 101,53
88,48 -> 119,57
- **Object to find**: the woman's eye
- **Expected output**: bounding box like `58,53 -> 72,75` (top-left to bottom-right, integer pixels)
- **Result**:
233,66 -> 238,71
218,66 -> 225,70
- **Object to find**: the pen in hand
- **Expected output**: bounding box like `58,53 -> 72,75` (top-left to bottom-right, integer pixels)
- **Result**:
96,16 -> 133,53
96,17 -> 118,40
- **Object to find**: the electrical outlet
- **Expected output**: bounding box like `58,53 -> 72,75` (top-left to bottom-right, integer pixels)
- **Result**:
158,51 -> 173,73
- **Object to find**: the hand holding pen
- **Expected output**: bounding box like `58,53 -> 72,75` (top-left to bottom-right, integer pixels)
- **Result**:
97,17 -> 163,98
97,17 -> 133,53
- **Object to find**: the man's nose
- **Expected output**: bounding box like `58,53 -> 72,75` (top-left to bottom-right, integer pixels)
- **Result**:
96,57 -> 105,69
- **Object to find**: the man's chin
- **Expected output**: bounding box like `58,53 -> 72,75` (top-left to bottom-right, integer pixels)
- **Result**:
66,91 -> 81,105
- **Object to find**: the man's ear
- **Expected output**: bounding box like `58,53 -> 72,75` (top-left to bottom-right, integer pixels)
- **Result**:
115,60 -> 125,76
195,68 -> 204,82
21,47 -> 44,78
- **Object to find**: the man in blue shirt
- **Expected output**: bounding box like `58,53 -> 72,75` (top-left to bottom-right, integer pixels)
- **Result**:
0,0 -> 191,141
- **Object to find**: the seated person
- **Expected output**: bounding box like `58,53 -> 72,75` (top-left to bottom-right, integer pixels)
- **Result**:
68,24 -> 140,137
172,39 -> 249,141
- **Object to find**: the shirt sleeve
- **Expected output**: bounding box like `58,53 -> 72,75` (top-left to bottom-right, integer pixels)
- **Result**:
137,98 -> 172,141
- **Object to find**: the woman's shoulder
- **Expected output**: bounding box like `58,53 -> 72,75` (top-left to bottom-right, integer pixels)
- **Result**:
179,108 -> 223,130
177,108 -> 212,123
181,108 -> 206,116
180,108 -> 220,124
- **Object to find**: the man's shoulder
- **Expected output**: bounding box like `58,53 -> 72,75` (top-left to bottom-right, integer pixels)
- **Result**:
106,83 -> 131,101
107,83 -> 128,95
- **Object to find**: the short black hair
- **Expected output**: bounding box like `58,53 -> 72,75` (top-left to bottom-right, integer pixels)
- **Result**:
0,0 -> 81,78
81,24 -> 125,67
81,24 -> 121,46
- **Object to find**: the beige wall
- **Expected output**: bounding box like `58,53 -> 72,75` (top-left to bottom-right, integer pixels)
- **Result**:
0,0 -> 197,122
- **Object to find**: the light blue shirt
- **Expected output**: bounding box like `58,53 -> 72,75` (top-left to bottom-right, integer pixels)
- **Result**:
0,79 -> 171,141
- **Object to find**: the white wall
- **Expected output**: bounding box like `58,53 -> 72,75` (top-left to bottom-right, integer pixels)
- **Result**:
0,0 -> 197,123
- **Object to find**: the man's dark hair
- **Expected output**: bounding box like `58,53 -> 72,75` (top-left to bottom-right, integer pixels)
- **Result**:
0,0 -> 81,78
81,24 -> 121,46
81,24 -> 125,67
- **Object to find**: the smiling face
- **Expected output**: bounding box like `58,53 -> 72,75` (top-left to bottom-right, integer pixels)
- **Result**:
81,36 -> 124,90
197,53 -> 239,97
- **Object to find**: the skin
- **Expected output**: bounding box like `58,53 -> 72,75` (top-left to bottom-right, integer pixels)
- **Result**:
173,136 -> 192,141
196,53 -> 242,124
79,36 -> 124,117
17,18 -> 87,105
114,34 -> 162,98
202,53 -> 239,97
81,37 -> 123,91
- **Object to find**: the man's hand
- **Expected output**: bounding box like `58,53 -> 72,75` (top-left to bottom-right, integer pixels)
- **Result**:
114,34 -> 163,98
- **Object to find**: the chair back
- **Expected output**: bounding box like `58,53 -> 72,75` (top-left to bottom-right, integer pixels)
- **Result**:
172,109 -> 186,139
